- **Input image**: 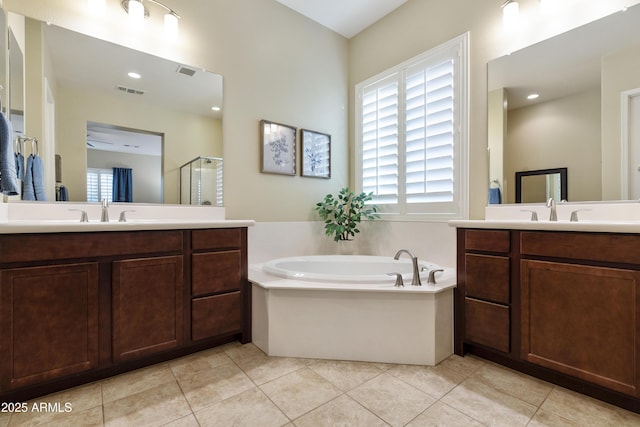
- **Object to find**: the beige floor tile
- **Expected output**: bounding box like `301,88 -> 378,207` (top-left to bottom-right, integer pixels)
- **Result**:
294,394 -> 388,427
387,363 -> 467,399
0,412 -> 10,427
235,354 -> 306,385
406,401 -> 484,427
103,381 -> 191,427
540,387 -> 640,426
161,413 -> 199,427
176,362 -> 255,412
347,372 -> 435,427
223,342 -> 267,362
470,363 -> 552,406
8,382 -> 103,426
310,359 -> 384,391
441,376 -> 537,427
9,405 -> 104,427
101,363 -> 176,404
528,409 -> 582,427
437,354 -> 485,378
196,387 -> 289,427
260,367 -> 342,420
169,347 -> 234,378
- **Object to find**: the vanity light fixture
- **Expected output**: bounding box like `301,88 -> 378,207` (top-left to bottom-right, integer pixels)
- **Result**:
211,106 -> 221,111
128,72 -> 142,79
120,0 -> 180,39
502,0 -> 520,31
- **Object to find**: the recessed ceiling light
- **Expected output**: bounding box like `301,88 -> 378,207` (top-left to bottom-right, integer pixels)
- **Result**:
211,106 -> 221,111
128,72 -> 141,79
527,93 -> 540,100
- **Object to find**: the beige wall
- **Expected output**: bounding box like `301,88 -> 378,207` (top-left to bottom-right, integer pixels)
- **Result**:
506,88 -> 602,203
56,85 -> 221,203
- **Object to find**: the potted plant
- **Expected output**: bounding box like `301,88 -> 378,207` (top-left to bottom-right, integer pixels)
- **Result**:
315,187 -> 379,241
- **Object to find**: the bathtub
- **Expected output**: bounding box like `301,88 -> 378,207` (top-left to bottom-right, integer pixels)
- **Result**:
249,255 -> 456,366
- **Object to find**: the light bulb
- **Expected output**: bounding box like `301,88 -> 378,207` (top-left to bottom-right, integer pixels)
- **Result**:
502,0 -> 519,32
128,0 -> 145,26
164,12 -> 179,40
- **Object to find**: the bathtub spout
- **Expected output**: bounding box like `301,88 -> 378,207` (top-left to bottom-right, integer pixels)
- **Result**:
393,249 -> 422,286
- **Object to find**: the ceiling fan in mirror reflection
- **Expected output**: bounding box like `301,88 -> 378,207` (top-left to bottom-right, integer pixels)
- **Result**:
88,0 -> 181,40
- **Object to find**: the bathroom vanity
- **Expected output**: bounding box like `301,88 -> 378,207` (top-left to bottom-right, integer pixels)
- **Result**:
452,210 -> 640,413
0,209 -> 252,403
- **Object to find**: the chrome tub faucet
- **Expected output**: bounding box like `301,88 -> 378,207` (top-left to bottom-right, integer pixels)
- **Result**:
393,249 -> 422,286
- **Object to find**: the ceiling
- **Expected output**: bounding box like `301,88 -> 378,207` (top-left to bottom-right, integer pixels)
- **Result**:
275,0 -> 407,38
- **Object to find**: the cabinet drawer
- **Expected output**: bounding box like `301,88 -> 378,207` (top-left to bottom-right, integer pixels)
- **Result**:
192,229 -> 241,251
192,251 -> 241,296
465,254 -> 510,304
521,231 -> 640,264
465,230 -> 510,253
192,292 -> 241,341
465,297 -> 510,353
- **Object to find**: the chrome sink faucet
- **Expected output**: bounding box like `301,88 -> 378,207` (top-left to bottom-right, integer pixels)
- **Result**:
101,198 -> 110,222
393,249 -> 422,286
546,198 -> 557,221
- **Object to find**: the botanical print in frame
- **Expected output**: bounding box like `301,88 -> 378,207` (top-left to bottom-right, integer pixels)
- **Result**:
300,129 -> 331,179
260,120 -> 297,175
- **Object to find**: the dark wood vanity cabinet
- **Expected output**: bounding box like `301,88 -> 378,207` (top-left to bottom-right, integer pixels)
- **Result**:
0,227 -> 250,402
457,228 -> 640,412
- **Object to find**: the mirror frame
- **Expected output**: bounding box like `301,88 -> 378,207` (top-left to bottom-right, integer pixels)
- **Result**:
515,167 -> 567,203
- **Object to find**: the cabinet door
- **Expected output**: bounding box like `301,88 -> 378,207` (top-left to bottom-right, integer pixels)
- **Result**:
112,256 -> 184,363
0,263 -> 99,390
521,260 -> 640,396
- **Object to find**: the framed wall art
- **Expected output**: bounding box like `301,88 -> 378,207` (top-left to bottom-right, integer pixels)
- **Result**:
300,129 -> 331,179
260,119 -> 297,175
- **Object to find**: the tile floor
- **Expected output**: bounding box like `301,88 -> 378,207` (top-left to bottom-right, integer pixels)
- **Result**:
2,341 -> 640,426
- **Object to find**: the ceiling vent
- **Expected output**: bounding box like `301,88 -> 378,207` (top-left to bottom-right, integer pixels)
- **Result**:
116,85 -> 145,95
176,65 -> 196,77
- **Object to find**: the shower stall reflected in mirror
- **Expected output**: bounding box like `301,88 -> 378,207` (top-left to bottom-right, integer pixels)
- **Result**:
180,156 -> 223,206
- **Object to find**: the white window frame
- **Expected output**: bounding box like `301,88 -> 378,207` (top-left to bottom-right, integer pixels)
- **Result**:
355,33 -> 469,221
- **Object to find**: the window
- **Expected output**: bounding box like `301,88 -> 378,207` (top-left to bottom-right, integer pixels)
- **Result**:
355,33 -> 469,220
87,168 -> 113,202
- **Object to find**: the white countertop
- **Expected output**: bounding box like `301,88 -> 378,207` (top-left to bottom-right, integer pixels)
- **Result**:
0,202 -> 254,233
0,219 -> 255,234
449,219 -> 640,233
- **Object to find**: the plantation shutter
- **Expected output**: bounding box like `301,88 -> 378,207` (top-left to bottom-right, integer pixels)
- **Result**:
361,74 -> 399,205
405,58 -> 455,207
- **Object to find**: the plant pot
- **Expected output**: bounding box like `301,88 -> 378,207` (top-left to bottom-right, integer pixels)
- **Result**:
336,239 -> 355,255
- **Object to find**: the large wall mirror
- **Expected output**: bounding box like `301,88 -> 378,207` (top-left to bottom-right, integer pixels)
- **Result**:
488,4 -> 640,204
5,12 -> 223,205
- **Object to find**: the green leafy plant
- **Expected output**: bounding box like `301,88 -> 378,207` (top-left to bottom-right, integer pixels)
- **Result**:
315,187 -> 379,241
